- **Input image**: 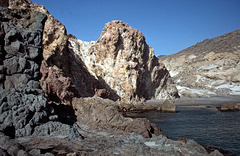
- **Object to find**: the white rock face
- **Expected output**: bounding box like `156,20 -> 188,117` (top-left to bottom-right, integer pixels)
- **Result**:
68,21 -> 179,101
159,29 -> 240,97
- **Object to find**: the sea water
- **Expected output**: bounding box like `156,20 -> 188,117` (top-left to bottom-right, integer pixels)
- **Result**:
135,107 -> 240,155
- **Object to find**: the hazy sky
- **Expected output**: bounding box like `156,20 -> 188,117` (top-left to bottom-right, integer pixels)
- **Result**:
32,0 -> 240,56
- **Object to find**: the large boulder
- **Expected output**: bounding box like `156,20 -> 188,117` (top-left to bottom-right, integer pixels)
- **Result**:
72,96 -> 163,138
158,99 -> 177,113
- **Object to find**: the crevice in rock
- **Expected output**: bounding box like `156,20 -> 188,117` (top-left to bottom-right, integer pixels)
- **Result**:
49,103 -> 77,126
3,126 -> 15,139
26,110 -> 34,124
150,125 -> 154,134
40,148 -> 54,154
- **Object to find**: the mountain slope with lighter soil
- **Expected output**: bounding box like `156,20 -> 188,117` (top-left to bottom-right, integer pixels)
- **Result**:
159,29 -> 240,97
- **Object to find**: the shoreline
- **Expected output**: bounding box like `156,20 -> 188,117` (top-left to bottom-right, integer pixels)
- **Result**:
146,96 -> 240,108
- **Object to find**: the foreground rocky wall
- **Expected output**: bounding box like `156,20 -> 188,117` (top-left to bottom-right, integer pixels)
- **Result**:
0,4 -> 50,137
0,0 -> 83,140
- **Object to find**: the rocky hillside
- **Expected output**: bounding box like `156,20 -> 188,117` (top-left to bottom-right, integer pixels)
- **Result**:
0,0 -> 225,155
159,30 -> 240,97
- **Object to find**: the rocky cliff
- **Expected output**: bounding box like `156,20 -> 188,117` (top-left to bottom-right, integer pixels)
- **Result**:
68,21 -> 179,102
159,30 -> 240,97
0,0 -> 225,155
0,0 -> 83,141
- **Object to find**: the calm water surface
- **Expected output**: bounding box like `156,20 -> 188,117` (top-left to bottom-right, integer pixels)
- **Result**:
136,107 -> 240,155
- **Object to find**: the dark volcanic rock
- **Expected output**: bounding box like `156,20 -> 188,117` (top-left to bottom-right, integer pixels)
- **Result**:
32,121 -> 83,140
0,0 -> 9,7
0,132 -> 27,156
205,146 -> 236,156
0,1 -> 82,142
0,5 -> 50,138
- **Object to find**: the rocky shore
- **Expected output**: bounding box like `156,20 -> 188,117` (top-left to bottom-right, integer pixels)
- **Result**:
0,0 -> 229,155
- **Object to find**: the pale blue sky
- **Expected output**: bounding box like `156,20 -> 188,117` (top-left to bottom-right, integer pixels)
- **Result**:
32,0 -> 240,56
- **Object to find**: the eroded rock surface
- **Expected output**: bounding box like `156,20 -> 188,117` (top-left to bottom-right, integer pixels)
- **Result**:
0,4 -> 50,138
0,0 -> 81,141
158,99 -> 177,113
217,103 -> 240,112
16,133 -> 216,156
159,29 -> 240,97
68,21 -> 179,102
72,96 -> 163,138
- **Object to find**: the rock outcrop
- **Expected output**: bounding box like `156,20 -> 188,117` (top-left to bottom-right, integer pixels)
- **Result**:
217,103 -> 240,112
158,100 -> 177,113
159,30 -> 240,97
0,3 -> 50,138
6,1 -> 178,104
0,0 -> 82,140
72,97 -> 163,138
68,21 -> 179,102
16,132 -> 215,156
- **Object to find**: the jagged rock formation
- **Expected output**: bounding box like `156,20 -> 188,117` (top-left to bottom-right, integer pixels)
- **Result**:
0,0 -> 83,143
5,0 -> 178,104
159,30 -> 240,97
31,3 -> 118,104
0,0 -> 173,139
68,21 -> 179,101
0,2 -> 51,138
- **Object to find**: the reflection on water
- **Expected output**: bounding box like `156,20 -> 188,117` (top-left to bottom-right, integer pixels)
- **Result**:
133,107 -> 240,155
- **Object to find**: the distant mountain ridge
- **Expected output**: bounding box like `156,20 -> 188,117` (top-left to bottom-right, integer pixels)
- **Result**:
160,29 -> 240,58
159,29 -> 240,97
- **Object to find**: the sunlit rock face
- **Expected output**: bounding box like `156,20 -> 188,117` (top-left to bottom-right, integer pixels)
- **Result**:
69,21 -> 179,101
159,29 -> 240,97
4,0 -> 178,104
23,2 -> 115,104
